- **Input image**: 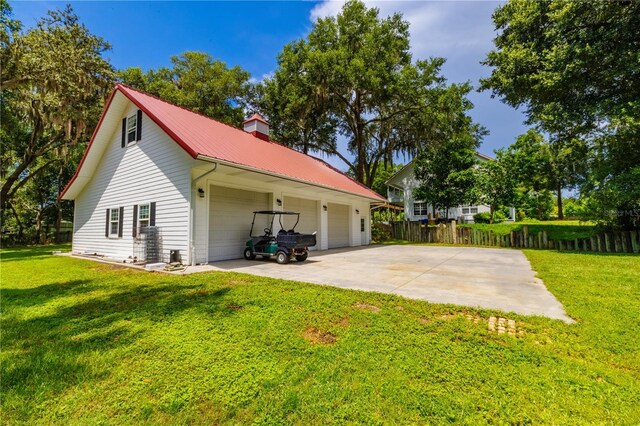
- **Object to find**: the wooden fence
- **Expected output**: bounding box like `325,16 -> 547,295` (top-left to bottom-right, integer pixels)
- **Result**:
388,221 -> 640,254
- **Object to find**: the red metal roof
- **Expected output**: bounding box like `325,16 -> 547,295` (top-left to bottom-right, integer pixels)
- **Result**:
62,84 -> 383,201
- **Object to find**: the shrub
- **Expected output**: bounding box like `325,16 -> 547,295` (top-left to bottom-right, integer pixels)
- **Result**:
371,223 -> 391,242
473,210 -> 507,224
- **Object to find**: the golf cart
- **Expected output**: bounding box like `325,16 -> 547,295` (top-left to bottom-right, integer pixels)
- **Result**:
244,211 -> 316,264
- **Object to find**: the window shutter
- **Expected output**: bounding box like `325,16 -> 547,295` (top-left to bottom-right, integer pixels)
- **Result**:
136,110 -> 142,141
121,118 -> 127,148
150,202 -> 156,226
132,205 -> 138,237
118,206 -> 124,238
105,209 -> 110,237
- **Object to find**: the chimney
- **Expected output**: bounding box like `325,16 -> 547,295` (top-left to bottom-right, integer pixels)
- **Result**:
243,113 -> 270,141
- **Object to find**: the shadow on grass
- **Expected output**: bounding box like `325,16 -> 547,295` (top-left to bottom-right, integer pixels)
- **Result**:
0,244 -> 71,261
1,280 -> 95,308
1,279 -> 237,399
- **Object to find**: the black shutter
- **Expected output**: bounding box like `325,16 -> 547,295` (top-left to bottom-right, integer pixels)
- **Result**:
150,202 -> 156,227
118,206 -> 124,238
105,209 -> 110,237
136,110 -> 142,141
132,205 -> 138,237
121,118 -> 127,148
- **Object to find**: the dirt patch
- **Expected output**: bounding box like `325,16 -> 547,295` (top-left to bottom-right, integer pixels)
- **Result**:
336,317 -> 349,327
303,327 -> 337,345
353,303 -> 381,313
225,303 -> 243,311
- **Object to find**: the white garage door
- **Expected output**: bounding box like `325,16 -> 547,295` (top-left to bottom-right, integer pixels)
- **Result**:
283,196 -> 319,250
209,186 -> 270,261
328,202 -> 350,248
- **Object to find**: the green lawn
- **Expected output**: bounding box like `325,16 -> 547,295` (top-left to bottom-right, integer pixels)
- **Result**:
459,220 -> 596,240
1,245 -> 639,424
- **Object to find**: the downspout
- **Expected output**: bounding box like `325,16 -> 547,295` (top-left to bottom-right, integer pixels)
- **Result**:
190,162 -> 218,265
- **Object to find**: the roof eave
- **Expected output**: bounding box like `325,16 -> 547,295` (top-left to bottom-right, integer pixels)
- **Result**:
196,155 -> 385,202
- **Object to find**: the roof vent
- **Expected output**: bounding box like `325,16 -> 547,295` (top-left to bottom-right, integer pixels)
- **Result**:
243,113 -> 269,141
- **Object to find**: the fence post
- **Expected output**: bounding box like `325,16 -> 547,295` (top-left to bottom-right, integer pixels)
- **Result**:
621,232 -> 629,253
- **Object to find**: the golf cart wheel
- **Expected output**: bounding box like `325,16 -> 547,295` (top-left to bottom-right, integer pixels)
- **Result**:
295,252 -> 308,262
275,251 -> 289,264
243,248 -> 256,260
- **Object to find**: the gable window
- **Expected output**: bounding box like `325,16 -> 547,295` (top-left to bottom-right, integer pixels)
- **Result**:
126,113 -> 137,144
121,110 -> 142,148
106,207 -> 124,238
413,202 -> 429,216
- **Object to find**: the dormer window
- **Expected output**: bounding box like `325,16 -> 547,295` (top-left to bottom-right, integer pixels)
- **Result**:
126,113 -> 137,144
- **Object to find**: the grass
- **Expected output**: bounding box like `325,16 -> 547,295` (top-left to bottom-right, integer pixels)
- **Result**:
458,220 -> 596,240
1,245 -> 639,424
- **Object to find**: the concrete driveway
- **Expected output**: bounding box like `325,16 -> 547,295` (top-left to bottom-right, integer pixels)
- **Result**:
189,245 -> 572,322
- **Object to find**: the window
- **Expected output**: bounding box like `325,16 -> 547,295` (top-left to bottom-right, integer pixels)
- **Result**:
138,204 -> 150,231
360,217 -> 365,232
109,208 -> 119,236
413,202 -> 429,216
126,113 -> 137,144
462,206 -> 479,214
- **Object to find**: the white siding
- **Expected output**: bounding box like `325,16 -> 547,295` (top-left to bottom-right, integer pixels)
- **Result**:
72,104 -> 193,262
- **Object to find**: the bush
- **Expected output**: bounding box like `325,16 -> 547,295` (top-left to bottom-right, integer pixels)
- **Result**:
371,223 -> 391,242
473,210 -> 507,224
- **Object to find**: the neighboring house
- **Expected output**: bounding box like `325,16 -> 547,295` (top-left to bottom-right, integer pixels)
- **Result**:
385,153 -> 515,222
61,84 -> 384,265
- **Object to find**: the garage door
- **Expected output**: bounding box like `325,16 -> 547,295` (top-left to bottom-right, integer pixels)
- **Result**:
283,196 -> 319,250
209,186 -> 270,261
328,202 -> 350,248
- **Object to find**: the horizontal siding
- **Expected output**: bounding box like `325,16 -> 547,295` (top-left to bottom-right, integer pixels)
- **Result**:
73,104 -> 192,262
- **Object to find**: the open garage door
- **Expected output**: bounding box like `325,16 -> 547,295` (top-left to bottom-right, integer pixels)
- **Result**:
209,186 -> 269,261
328,202 -> 350,249
283,196 -> 319,250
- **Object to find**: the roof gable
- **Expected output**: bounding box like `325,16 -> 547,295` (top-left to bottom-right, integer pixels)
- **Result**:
62,84 -> 384,201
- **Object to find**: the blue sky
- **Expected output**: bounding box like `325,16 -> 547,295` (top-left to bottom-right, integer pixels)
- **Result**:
11,1 -> 529,170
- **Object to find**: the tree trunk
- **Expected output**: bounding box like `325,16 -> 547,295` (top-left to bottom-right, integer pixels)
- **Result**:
490,205 -> 495,224
8,203 -> 24,239
556,183 -> 564,220
35,209 -> 44,244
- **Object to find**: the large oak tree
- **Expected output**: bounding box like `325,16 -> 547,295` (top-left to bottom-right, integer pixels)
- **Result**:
481,0 -> 640,227
257,0 -> 476,187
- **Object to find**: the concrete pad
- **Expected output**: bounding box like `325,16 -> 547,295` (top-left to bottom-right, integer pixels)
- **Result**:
183,245 -> 573,322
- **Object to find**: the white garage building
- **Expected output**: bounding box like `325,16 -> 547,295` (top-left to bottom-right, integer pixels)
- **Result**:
61,84 -> 384,264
